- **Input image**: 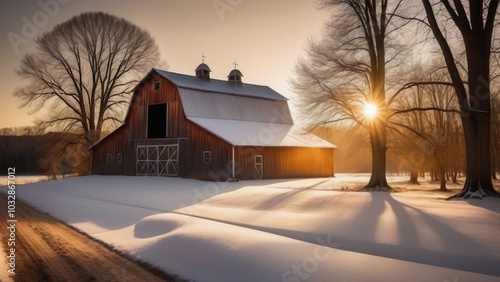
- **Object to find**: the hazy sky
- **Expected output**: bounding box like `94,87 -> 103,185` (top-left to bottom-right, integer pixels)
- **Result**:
0,0 -> 328,129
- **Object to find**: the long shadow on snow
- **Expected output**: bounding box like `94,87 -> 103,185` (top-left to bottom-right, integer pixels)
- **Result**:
251,179 -> 331,210
176,192 -> 499,277
342,193 -> 497,276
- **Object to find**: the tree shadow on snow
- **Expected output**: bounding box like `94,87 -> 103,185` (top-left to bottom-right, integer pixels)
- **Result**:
342,193 -> 499,276
230,192 -> 500,277
251,179 -> 331,210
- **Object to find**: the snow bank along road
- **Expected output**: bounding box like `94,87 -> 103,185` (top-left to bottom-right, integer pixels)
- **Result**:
1,175 -> 499,281
0,193 -> 182,282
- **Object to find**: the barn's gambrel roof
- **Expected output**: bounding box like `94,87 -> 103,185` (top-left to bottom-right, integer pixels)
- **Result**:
155,69 -> 288,101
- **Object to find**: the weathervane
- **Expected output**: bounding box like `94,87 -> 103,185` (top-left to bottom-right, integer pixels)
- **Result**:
233,60 -> 238,69
202,53 -> 206,63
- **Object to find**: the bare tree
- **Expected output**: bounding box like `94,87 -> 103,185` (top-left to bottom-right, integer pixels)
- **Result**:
394,67 -> 463,191
293,0 -> 416,189
14,12 -> 160,147
390,80 -> 429,185
421,0 -> 500,198
35,132 -> 89,179
0,126 -> 44,136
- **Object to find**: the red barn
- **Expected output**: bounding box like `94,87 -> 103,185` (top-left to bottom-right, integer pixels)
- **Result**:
89,64 -> 336,180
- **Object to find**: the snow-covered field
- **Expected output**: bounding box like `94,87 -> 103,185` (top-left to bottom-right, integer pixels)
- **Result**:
1,174 -> 499,281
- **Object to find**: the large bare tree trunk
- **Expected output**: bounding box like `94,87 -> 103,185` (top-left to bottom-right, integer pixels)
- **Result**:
493,161 -> 498,180
438,165 -> 447,191
452,29 -> 498,198
365,122 -> 390,189
422,0 -> 500,199
455,112 -> 497,198
410,170 -> 420,184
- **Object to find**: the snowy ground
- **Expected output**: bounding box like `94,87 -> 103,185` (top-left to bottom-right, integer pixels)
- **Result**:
1,174 -> 499,281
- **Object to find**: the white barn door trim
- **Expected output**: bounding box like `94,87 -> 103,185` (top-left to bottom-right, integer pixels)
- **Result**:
255,155 -> 263,179
137,145 -> 179,176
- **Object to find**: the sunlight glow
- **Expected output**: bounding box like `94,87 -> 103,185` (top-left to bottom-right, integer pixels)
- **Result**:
363,103 -> 378,119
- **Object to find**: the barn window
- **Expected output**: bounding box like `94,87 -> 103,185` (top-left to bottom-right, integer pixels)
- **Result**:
255,155 -> 263,164
117,153 -> 123,163
107,154 -> 112,163
147,103 -> 167,138
153,81 -> 160,92
203,151 -> 211,163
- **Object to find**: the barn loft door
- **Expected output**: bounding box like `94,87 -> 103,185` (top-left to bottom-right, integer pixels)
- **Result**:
255,155 -> 263,179
137,145 -> 178,176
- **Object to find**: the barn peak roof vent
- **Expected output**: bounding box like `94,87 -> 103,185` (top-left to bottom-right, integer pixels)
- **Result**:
195,54 -> 211,81
228,61 -> 243,85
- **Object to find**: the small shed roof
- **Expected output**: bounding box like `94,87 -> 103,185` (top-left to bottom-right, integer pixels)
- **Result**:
188,117 -> 336,148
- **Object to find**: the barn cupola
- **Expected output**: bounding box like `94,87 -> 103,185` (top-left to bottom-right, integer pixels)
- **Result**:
195,63 -> 211,80
228,61 -> 243,85
195,54 -> 211,80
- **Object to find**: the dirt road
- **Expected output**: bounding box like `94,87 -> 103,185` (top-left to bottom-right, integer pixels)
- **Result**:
0,193 -> 185,282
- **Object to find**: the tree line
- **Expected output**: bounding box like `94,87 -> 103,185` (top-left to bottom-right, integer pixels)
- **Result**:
0,126 -> 88,178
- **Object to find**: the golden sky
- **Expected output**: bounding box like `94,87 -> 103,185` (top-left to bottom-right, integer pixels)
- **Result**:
0,0 -> 328,129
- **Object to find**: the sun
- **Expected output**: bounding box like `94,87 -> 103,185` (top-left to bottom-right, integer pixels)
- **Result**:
363,103 -> 378,119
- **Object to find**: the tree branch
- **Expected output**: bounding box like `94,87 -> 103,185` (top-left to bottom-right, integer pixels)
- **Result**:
390,107 -> 460,118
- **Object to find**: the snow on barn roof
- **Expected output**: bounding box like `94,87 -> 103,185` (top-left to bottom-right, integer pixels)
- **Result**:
154,69 -> 288,101
187,117 -> 336,148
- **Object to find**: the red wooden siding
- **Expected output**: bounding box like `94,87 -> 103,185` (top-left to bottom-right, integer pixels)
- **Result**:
181,121 -> 233,180
92,72 -> 189,176
234,146 -> 334,180
125,73 -> 188,139
91,125 -> 127,175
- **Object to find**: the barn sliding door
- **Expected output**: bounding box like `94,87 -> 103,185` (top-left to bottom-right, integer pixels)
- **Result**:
137,145 -> 178,176
158,145 -> 179,176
